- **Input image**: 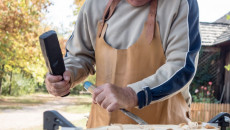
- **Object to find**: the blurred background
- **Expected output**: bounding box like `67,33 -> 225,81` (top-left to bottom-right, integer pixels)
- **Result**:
0,0 -> 229,129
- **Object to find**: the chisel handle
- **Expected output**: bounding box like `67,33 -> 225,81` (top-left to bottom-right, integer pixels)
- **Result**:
83,81 -> 96,94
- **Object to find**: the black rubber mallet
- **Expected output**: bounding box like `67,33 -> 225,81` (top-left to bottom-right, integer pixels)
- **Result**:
39,30 -> 69,97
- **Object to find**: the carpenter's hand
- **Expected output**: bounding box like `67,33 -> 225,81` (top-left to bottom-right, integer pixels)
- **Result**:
93,83 -> 138,112
45,70 -> 71,97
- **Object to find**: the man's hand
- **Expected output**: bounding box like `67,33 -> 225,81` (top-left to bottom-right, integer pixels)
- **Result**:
45,70 -> 71,97
93,83 -> 138,112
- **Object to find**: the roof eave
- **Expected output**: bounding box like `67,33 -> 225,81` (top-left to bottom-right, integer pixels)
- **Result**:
214,39 -> 230,47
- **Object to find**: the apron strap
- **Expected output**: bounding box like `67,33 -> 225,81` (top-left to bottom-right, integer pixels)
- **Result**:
146,0 -> 158,44
98,0 -> 158,43
106,0 -> 121,20
98,0 -> 121,37
100,22 -> 108,38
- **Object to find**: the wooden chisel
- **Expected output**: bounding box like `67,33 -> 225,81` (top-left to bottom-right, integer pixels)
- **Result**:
83,81 -> 148,125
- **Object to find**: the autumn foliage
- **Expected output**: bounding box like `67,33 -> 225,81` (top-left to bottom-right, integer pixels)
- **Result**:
0,0 -> 51,95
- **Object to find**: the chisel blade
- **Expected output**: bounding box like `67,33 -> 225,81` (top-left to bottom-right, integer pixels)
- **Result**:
120,108 -> 148,125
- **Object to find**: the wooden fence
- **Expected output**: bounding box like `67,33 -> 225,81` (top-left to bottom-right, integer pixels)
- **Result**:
190,103 -> 230,122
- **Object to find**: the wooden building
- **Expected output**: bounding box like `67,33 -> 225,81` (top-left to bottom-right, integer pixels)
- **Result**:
198,12 -> 230,103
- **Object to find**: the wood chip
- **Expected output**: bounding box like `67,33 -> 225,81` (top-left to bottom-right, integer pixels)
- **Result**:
178,123 -> 186,127
205,124 -> 216,129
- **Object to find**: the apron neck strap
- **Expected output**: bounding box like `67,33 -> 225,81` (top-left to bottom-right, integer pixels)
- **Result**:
98,0 -> 158,43
146,0 -> 158,44
127,0 -> 151,7
98,0 -> 121,37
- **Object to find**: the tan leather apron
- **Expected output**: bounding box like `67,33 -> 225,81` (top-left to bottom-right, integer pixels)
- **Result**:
87,0 -> 190,128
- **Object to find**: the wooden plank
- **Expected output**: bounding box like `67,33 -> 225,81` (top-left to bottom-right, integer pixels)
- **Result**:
98,124 -> 219,130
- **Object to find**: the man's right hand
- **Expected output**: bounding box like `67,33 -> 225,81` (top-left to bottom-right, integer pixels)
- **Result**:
45,70 -> 71,97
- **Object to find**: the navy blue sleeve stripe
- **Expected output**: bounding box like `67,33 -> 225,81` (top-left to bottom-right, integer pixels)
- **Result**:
137,0 -> 201,109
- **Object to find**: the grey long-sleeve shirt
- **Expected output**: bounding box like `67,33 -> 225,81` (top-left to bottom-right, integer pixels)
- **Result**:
64,0 -> 201,108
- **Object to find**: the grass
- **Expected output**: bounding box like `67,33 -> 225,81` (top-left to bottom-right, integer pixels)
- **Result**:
0,93 -> 56,112
60,104 -> 91,114
68,95 -> 92,104
57,94 -> 92,114
0,94 -> 92,113
0,93 -> 93,129
0,93 -> 55,105
0,98 -> 46,104
25,118 -> 89,130
21,125 -> 43,130
71,118 -> 88,129
0,106 -> 22,111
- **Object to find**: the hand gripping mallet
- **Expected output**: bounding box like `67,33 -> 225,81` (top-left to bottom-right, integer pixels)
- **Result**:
39,30 -> 69,97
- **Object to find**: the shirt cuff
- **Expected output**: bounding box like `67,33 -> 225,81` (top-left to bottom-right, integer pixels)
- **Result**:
127,82 -> 152,109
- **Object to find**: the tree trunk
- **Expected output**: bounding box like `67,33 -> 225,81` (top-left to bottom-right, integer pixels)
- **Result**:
0,65 -> 5,95
0,76 -> 3,95
8,72 -> 13,95
223,51 -> 230,103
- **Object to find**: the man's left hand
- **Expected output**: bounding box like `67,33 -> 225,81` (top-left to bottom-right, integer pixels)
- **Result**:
92,83 -> 138,112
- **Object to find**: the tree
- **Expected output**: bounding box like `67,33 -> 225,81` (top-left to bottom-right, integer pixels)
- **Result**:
73,0 -> 85,15
74,0 -> 85,7
0,0 -> 51,95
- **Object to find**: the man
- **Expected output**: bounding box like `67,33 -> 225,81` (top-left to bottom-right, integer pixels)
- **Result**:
45,0 -> 201,128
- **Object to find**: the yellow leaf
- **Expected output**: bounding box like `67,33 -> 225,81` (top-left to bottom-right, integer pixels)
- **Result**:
224,64 -> 230,71
227,15 -> 230,20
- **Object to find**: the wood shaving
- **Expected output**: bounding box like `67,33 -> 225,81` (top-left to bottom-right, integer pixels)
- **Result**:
90,123 -> 218,130
178,123 -> 186,127
188,121 -> 198,129
178,122 -> 217,129
205,124 -> 216,129
197,121 -> 202,125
